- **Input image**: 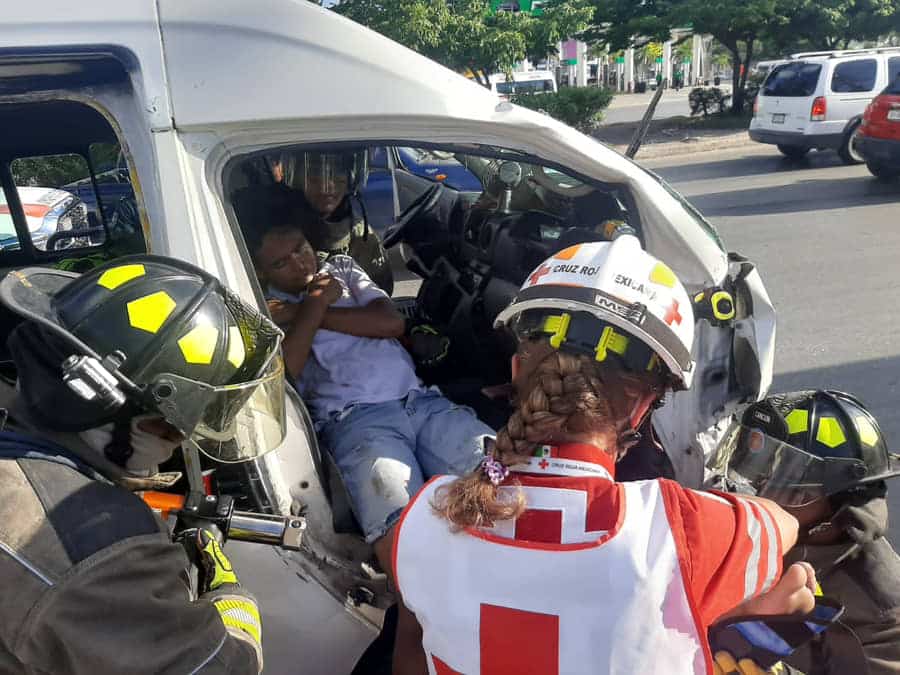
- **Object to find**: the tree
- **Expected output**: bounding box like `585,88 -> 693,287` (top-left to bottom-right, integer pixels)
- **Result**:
768,0 -> 900,52
583,0 -> 781,113
334,0 -> 591,88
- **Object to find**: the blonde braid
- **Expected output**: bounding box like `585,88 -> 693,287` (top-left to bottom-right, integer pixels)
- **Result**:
434,347 -> 664,530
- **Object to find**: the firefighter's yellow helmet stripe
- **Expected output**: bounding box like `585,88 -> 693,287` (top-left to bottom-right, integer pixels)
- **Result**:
816,417 -> 847,448
178,323 -> 219,365
98,264 -> 146,290
785,409 -> 809,435
227,326 -> 246,369
856,416 -> 879,447
126,291 -> 176,334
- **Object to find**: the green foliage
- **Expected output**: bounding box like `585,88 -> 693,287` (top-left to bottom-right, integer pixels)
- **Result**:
512,86 -> 613,132
583,0 -> 900,113
11,154 -> 90,188
334,0 -> 591,86
768,0 -> 900,51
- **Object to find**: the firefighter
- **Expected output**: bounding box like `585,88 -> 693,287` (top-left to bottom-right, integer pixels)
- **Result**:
0,255 -> 286,673
721,390 -> 900,675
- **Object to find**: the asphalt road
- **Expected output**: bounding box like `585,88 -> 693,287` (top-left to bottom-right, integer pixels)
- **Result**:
643,145 -> 900,544
602,89 -> 694,125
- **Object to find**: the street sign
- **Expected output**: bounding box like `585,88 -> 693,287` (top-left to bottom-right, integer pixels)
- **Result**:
616,56 -> 625,64
684,57 -> 692,64
564,59 -> 577,65
655,57 -> 663,63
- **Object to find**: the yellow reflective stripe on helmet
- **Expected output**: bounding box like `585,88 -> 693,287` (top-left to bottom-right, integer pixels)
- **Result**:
785,409 -> 809,435
594,326 -> 629,362
817,417 -> 847,448
649,262 -> 677,288
227,326 -> 246,369
201,536 -> 238,589
98,264 -> 146,290
646,353 -> 659,372
212,596 -> 262,646
815,582 -> 823,597
856,415 -> 879,447
178,323 -> 219,365
126,291 -> 177,334
541,313 -> 571,349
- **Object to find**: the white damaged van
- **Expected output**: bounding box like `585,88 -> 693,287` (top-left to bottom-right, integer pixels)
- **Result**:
0,1 -> 777,671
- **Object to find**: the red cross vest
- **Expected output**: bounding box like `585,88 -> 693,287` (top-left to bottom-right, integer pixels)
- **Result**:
393,444 -> 711,675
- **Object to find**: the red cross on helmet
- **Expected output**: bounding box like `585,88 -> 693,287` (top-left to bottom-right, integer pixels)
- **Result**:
494,234 -> 695,390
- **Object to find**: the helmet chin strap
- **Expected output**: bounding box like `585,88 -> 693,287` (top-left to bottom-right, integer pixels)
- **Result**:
628,391 -> 661,432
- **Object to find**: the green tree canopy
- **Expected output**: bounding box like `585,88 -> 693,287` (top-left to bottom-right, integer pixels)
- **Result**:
334,0 -> 591,86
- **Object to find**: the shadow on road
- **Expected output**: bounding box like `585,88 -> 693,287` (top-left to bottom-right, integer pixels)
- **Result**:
650,150 -> 848,183
689,174 -> 900,217
774,356 -> 900,442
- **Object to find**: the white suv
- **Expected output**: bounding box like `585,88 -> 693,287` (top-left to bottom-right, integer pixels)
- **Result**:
750,48 -> 900,163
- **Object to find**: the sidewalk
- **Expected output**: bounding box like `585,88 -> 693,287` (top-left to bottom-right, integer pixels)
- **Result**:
593,116 -> 755,160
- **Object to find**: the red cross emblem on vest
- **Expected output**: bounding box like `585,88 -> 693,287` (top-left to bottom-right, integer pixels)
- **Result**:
663,299 -> 682,326
528,264 -> 551,286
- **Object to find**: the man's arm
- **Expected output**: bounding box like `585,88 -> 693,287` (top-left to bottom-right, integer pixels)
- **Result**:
20,534 -> 261,674
393,599 -> 428,675
320,299 -> 405,338
282,299 -> 329,380
280,275 -> 342,380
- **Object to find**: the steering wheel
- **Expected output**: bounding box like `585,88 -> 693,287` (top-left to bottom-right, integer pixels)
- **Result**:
382,182 -> 444,248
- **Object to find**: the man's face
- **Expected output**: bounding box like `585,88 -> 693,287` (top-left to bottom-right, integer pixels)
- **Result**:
304,174 -> 349,217
255,228 -> 318,295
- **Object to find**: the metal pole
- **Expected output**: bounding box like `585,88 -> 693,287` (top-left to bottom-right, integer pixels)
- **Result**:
625,80 -> 666,159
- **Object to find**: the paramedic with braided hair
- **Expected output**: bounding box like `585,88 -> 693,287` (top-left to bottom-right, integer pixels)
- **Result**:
391,237 -> 816,675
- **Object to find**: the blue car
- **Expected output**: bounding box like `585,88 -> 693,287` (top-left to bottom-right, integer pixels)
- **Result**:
361,146 -> 482,233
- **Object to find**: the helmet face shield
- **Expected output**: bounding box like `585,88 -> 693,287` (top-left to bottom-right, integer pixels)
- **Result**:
724,425 -> 869,507
152,356 -> 287,462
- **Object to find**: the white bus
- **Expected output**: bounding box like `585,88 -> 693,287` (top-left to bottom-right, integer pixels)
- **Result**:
490,70 -> 558,99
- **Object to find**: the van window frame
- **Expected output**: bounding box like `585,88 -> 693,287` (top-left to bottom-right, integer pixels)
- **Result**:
0,97 -> 146,265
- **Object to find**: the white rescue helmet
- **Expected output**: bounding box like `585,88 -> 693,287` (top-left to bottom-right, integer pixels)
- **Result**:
494,235 -> 695,390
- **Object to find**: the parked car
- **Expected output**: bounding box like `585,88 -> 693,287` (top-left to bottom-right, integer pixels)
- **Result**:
857,71 -> 900,180
0,3 -> 776,672
362,146 -> 482,233
0,186 -> 89,250
750,48 -> 900,163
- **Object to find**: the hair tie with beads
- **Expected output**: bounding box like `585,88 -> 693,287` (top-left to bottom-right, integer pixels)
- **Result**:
481,455 -> 509,486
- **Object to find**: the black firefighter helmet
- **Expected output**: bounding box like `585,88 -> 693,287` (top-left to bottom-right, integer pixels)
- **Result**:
724,390 -> 900,506
0,255 -> 285,462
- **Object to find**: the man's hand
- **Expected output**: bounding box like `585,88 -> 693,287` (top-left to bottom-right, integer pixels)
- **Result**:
267,299 -> 299,326
720,562 -> 817,621
306,273 -> 342,305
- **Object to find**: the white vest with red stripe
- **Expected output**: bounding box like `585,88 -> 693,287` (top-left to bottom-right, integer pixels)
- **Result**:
394,451 -> 709,675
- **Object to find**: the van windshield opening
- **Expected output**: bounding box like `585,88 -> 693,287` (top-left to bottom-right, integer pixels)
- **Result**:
763,62 -> 822,97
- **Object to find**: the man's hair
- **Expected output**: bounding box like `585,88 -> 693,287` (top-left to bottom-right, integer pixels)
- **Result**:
231,184 -> 317,261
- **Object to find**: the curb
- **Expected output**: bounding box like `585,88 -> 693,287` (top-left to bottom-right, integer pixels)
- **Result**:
603,132 -> 756,161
